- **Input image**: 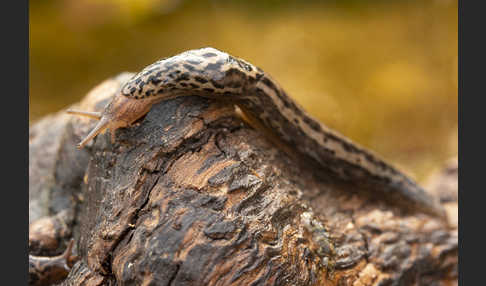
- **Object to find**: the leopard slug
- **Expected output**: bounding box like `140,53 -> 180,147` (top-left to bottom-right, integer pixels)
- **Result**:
67,47 -> 445,218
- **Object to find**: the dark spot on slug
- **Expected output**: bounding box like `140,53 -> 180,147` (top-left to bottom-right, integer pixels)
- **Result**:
286,100 -> 302,116
324,133 -> 340,143
203,88 -> 215,93
180,82 -> 188,87
210,80 -> 224,89
190,83 -> 199,89
236,60 -> 253,72
165,63 -> 179,71
176,72 -> 191,82
183,64 -> 195,72
281,98 -> 291,109
226,68 -> 247,79
203,52 -> 218,58
227,56 -> 237,63
284,94 -> 301,114
261,77 -> 279,93
195,76 -> 208,84
147,75 -> 160,85
302,116 -> 321,132
139,80 -> 147,89
341,141 -> 363,155
168,71 -> 179,79
246,75 -> 260,86
206,61 -> 224,71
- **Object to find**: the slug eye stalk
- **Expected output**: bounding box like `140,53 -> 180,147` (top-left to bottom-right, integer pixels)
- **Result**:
66,109 -> 102,120
66,109 -> 108,149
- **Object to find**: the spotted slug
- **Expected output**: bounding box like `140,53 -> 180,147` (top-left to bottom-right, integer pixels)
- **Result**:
67,47 -> 445,219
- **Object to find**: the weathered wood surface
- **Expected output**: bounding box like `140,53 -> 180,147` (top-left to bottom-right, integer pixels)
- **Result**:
29,74 -> 457,286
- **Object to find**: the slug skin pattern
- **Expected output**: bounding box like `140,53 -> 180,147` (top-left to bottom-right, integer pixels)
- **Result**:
70,47 -> 445,218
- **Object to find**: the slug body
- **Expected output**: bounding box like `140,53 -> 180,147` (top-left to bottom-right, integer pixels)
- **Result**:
67,47 -> 445,218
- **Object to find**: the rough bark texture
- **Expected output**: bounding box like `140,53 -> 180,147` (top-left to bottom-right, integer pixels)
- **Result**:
29,74 -> 458,286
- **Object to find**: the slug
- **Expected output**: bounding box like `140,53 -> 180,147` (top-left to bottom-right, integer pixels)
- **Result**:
67,47 -> 445,219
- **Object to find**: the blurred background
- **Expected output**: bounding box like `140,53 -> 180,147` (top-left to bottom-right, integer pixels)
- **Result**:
29,0 -> 457,181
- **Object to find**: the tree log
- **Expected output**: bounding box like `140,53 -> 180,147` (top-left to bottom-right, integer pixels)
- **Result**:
29,74 -> 457,286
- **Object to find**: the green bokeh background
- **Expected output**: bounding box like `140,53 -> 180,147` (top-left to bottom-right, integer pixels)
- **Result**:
29,0 -> 457,181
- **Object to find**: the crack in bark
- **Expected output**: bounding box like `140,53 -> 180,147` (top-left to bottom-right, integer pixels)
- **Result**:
97,115 -> 243,281
167,262 -> 181,286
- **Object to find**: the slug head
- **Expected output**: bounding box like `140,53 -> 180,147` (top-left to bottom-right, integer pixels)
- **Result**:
67,94 -> 154,149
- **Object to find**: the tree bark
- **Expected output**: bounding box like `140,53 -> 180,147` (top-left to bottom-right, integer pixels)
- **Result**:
29,74 -> 457,286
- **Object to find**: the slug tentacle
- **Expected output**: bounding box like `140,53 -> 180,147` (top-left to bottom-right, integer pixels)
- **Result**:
67,108 -> 111,149
76,116 -> 110,149
66,47 -> 445,219
66,109 -> 102,120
